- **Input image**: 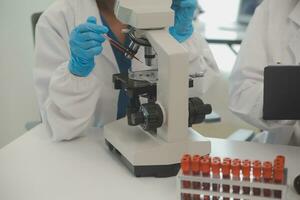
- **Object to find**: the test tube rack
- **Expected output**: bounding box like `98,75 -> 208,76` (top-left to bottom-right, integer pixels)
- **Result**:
177,155 -> 288,200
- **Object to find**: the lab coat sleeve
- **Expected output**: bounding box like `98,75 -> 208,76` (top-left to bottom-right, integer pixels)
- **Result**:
229,0 -> 295,133
181,21 -> 220,97
34,1 -> 101,141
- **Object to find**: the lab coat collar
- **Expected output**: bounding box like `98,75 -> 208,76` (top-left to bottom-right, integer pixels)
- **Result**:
288,0 -> 300,26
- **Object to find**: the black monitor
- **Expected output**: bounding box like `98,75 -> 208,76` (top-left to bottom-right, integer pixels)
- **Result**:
263,66 -> 300,120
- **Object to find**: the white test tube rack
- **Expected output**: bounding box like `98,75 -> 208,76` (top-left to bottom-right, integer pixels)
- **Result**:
176,169 -> 288,200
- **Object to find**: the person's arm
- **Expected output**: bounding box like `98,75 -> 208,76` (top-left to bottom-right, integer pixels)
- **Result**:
169,0 -> 219,96
229,0 -> 295,133
34,2 -> 103,141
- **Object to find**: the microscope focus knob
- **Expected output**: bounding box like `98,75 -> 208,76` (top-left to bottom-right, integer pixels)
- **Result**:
294,175 -> 300,195
140,103 -> 163,132
188,97 -> 212,127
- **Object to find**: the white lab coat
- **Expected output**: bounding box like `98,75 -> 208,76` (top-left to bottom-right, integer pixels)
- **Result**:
34,0 -> 219,141
229,0 -> 300,145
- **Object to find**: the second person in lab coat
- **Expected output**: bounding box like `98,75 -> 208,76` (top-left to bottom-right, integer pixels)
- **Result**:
34,0 -> 219,141
229,0 -> 300,145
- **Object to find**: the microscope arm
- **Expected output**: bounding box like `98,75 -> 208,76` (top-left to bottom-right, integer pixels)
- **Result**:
145,29 -> 190,142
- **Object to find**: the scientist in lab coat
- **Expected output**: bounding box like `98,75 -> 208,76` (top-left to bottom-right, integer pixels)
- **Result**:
34,0 -> 219,141
229,0 -> 300,145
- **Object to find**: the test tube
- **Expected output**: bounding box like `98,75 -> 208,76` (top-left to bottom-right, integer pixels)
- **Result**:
212,157 -> 221,200
242,160 -> 251,196
273,156 -> 285,198
275,155 -> 285,166
181,154 -> 192,200
253,160 -> 262,196
232,159 -> 241,200
202,155 -> 212,164
222,159 -> 231,200
223,157 -> 232,165
192,155 -> 201,200
273,164 -> 284,198
263,161 -> 273,197
201,157 -> 211,200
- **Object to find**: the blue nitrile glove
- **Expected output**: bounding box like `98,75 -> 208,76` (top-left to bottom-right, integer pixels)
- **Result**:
69,16 -> 108,77
169,0 -> 197,43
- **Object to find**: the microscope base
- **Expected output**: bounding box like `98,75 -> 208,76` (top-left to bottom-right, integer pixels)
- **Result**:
105,139 -> 180,177
103,118 -> 211,177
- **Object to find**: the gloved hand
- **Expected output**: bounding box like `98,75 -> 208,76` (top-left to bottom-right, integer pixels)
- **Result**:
69,16 -> 108,77
169,0 -> 197,43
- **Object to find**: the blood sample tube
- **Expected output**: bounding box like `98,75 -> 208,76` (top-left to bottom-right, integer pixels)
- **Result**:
275,155 -> 285,166
222,159 -> 231,200
212,158 -> 221,200
232,159 -> 241,200
181,154 -> 192,200
223,157 -> 232,165
192,155 -> 201,200
242,160 -> 251,196
253,160 -> 262,196
202,155 -> 212,164
273,157 -> 284,199
273,164 -> 284,198
201,157 -> 211,200
263,161 -> 273,197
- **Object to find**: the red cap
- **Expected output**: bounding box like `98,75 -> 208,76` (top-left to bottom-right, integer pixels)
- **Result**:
202,155 -> 211,164
242,160 -> 251,177
253,160 -> 262,179
232,159 -> 241,165
183,154 -> 192,161
222,160 -> 231,176
223,158 -> 232,165
275,155 -> 285,165
181,155 -> 191,174
232,160 -> 241,177
253,160 -> 261,165
274,160 -> 284,171
212,159 -> 221,175
263,161 -> 273,179
192,155 -> 201,174
243,159 -> 251,164
201,158 -> 211,174
274,155 -> 285,170
213,157 -> 221,162
274,165 -> 284,183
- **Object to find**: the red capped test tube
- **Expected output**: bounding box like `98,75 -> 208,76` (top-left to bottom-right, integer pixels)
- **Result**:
275,155 -> 285,166
232,159 -> 241,200
223,157 -> 232,165
242,160 -> 251,196
202,155 -> 212,164
222,159 -> 231,200
273,156 -> 285,198
181,154 -> 192,200
192,155 -> 201,200
253,160 -> 262,196
212,157 -> 221,200
263,161 -> 273,197
201,157 -> 211,200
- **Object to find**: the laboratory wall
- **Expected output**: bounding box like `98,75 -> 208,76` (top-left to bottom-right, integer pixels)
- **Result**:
0,0 -> 55,148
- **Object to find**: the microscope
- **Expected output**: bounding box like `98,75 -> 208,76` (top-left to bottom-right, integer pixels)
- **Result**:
104,0 -> 212,177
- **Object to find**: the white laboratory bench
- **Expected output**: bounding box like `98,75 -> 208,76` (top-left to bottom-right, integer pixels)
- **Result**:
0,124 -> 299,200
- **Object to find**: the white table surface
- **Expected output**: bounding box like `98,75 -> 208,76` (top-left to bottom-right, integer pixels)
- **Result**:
0,124 -> 299,200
